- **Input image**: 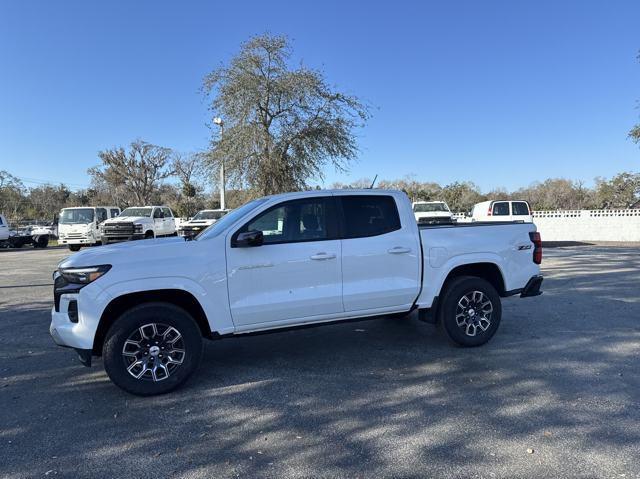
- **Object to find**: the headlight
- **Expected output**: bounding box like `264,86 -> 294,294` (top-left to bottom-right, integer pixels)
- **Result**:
134,224 -> 143,233
60,265 -> 111,284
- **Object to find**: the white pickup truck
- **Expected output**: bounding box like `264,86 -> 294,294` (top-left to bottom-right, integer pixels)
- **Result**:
177,209 -> 229,239
100,206 -> 176,244
50,189 -> 543,395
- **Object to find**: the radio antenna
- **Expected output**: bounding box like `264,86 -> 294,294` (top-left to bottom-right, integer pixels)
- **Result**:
369,174 -> 378,189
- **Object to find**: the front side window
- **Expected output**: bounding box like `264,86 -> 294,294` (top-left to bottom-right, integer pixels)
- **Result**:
153,208 -> 163,219
238,197 -> 334,245
512,202 -> 530,215
340,195 -> 401,239
492,202 -> 510,216
96,208 -> 108,223
110,209 -> 120,218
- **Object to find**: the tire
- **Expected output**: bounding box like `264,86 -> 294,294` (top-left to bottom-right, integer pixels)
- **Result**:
35,235 -> 49,248
68,245 -> 81,252
438,276 -> 502,347
144,231 -> 155,239
103,303 -> 204,396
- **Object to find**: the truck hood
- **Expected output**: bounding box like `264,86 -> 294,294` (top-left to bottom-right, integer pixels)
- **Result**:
184,219 -> 216,226
59,236 -> 184,268
104,216 -> 151,224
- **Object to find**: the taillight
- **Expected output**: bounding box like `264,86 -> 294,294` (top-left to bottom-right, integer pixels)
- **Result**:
487,207 -> 492,216
529,231 -> 542,264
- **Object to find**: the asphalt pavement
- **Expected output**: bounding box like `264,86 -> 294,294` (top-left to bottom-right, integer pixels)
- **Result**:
0,245 -> 638,478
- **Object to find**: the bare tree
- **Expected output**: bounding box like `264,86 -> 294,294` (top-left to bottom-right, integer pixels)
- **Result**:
202,34 -> 370,196
88,140 -> 174,206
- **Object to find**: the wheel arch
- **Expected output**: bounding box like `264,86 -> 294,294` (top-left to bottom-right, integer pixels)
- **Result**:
441,262 -> 506,296
93,289 -> 211,356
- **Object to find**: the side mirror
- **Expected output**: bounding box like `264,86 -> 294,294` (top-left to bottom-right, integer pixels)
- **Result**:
234,230 -> 263,247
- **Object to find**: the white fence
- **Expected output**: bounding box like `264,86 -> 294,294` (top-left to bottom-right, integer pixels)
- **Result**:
532,209 -> 640,242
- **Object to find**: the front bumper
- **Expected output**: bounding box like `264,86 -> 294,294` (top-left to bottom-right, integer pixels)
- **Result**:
50,304 -> 95,367
58,237 -> 95,245
102,233 -> 145,242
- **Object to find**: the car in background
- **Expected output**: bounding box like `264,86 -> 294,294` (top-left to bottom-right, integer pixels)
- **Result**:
101,206 -> 176,244
412,201 -> 454,224
58,206 -> 120,251
177,209 -> 229,239
471,200 -> 533,223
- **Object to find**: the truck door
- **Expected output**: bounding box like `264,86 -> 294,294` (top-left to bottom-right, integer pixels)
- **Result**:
338,194 -> 421,312
162,208 -> 174,235
153,208 -> 164,236
226,196 -> 343,327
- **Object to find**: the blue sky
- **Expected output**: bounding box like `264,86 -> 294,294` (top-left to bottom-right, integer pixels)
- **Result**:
1,0 -> 639,192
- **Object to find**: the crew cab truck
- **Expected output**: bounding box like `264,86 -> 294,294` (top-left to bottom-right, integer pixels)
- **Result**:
49,189 -> 543,396
58,206 -> 120,251
177,209 -> 229,239
100,206 -> 176,244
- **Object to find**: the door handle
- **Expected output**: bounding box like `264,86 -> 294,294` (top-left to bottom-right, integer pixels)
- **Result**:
310,252 -> 336,260
388,246 -> 411,254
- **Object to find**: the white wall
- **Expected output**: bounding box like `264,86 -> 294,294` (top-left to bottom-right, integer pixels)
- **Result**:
532,209 -> 640,242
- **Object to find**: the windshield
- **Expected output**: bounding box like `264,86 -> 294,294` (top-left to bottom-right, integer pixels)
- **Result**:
413,202 -> 449,213
120,207 -> 152,217
59,208 -> 94,224
196,199 -> 268,240
192,210 -> 227,221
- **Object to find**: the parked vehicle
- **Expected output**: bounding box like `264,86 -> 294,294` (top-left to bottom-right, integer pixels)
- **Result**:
178,209 -> 229,239
100,206 -> 176,244
471,200 -> 533,223
50,189 -> 543,395
412,201 -> 454,224
58,206 -> 120,251
0,214 -> 53,248
0,214 -> 9,242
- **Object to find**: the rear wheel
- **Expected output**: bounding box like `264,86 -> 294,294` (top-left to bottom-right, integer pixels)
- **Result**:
438,276 -> 501,347
68,244 -> 81,252
103,303 -> 204,396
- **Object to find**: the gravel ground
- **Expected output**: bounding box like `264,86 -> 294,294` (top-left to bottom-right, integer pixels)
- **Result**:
0,245 -> 638,478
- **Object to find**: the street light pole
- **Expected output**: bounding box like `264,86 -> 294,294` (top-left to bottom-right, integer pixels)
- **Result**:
213,117 -> 225,210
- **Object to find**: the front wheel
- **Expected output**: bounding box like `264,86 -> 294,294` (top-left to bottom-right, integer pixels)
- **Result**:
438,276 -> 502,347
68,244 -> 81,252
103,303 -> 204,396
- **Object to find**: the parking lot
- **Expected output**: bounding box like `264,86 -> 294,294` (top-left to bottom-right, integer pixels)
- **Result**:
1,245 -> 639,478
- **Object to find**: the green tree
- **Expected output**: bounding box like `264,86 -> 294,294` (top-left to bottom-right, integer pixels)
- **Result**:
202,34 -> 370,196
595,172 -> 640,208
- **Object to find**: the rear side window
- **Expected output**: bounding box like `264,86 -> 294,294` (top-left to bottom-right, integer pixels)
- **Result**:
340,195 -> 401,239
512,202 -> 530,215
162,207 -> 173,218
492,202 -> 510,216
0,216 -> 3,226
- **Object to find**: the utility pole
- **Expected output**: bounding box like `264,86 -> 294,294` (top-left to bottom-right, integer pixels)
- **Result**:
213,117 -> 225,210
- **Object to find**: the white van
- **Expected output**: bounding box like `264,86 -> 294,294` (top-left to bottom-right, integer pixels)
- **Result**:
58,206 -> 121,251
471,200 -> 533,223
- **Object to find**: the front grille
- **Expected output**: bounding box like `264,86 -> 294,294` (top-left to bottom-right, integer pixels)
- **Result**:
103,222 -> 135,236
66,233 -> 85,239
